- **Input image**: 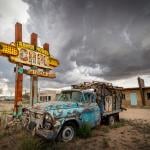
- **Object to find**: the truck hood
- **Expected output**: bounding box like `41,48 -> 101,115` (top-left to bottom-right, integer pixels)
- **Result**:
30,101 -> 79,112
30,101 -> 82,119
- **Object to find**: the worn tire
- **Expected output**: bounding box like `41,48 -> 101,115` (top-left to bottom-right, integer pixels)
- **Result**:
108,115 -> 115,126
58,123 -> 76,142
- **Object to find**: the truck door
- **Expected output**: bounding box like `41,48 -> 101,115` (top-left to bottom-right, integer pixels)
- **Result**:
81,92 -> 100,127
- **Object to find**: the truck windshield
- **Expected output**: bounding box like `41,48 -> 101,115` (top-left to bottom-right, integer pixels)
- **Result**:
84,92 -> 96,103
57,91 -> 82,102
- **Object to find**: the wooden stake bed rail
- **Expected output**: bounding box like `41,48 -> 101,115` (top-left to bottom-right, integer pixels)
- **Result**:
72,81 -> 124,113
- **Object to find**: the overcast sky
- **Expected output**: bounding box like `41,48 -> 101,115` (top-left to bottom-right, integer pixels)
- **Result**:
1,0 -> 150,95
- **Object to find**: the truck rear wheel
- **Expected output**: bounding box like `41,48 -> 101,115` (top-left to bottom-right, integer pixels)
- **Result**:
108,115 -> 115,126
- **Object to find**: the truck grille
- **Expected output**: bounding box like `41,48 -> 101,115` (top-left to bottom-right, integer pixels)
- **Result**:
30,112 -> 43,119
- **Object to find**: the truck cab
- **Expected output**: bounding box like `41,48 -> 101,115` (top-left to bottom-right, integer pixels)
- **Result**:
23,89 -> 100,142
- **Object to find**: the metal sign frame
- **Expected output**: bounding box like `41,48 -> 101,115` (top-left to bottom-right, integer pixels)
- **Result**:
0,22 -> 60,116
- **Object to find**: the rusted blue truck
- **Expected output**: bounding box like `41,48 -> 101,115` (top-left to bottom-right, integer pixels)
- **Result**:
22,81 -> 124,142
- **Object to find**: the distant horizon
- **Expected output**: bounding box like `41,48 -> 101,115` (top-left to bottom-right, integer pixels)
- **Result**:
0,76 -> 149,96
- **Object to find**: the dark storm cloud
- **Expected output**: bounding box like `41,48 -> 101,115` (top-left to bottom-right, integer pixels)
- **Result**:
23,0 -> 150,85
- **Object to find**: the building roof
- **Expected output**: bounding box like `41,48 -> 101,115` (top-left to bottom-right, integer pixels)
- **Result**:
123,86 -> 150,90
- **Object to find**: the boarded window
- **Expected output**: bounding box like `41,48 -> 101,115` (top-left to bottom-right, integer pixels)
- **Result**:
48,96 -> 51,101
147,93 -> 150,100
40,96 -> 43,101
44,96 -> 47,101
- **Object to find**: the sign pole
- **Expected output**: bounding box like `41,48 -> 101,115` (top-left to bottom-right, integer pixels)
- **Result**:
30,33 -> 38,106
14,22 -> 23,117
43,43 -> 49,52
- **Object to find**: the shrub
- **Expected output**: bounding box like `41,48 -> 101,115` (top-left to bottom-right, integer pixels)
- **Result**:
77,123 -> 92,139
111,119 -> 126,129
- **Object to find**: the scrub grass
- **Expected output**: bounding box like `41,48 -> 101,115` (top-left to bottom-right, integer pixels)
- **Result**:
20,137 -> 41,150
19,134 -> 66,150
100,126 -> 110,133
0,131 -> 10,140
77,123 -> 92,139
0,111 -> 7,128
110,119 -> 127,129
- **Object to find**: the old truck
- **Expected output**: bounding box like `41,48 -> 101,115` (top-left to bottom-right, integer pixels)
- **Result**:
22,81 -> 124,142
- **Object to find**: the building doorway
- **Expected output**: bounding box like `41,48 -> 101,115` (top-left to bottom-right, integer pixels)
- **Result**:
130,93 -> 137,106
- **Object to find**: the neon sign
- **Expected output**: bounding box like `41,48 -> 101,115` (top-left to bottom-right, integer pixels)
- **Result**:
9,42 -> 59,69
10,48 -> 52,69
0,40 -> 59,77
0,41 -> 59,69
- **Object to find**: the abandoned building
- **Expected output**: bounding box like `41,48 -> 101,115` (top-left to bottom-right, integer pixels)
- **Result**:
39,89 -> 60,102
122,77 -> 150,107
25,78 -> 150,107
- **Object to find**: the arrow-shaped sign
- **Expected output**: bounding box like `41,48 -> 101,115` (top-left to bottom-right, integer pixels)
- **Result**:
0,42 -> 18,56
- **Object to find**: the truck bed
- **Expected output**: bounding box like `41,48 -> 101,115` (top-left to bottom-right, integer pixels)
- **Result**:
102,109 -> 122,116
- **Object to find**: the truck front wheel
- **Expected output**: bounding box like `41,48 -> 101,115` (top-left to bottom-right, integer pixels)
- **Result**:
59,123 -> 76,142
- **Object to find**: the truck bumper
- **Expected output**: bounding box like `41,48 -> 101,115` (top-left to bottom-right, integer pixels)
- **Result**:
36,129 -> 57,140
28,121 -> 58,140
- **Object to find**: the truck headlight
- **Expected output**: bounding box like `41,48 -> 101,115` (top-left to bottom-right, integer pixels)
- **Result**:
45,114 -> 49,120
44,113 -> 53,129
44,113 -> 56,125
45,114 -> 52,122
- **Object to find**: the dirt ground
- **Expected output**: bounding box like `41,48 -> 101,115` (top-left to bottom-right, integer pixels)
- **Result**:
120,108 -> 150,121
0,101 -> 14,112
0,108 -> 150,150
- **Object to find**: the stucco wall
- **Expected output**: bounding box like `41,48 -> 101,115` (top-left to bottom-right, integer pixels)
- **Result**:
39,90 -> 57,101
122,89 -> 143,107
123,88 -> 150,107
144,89 -> 150,106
